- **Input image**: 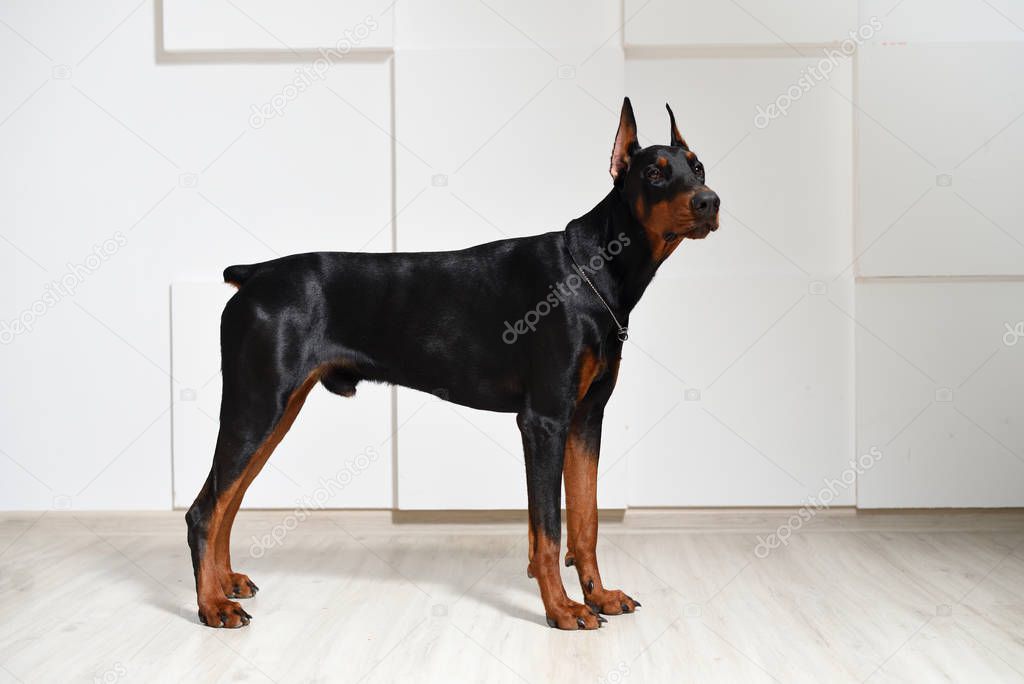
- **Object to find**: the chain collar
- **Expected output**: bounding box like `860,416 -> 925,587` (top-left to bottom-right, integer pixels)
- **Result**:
564,242 -> 628,342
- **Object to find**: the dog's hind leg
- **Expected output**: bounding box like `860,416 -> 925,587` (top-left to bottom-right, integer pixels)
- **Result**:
186,366 -> 319,627
186,297 -> 323,628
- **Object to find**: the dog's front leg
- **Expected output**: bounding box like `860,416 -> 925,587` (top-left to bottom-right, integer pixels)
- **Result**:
564,405 -> 640,616
518,409 -> 603,630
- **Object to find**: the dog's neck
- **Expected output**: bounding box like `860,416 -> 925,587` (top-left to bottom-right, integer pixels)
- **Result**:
563,187 -> 662,322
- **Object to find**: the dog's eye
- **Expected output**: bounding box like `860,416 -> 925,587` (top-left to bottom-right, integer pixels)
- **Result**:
692,161 -> 705,180
644,167 -> 664,183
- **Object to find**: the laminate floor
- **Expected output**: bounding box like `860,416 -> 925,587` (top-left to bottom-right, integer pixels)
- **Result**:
0,510 -> 1022,683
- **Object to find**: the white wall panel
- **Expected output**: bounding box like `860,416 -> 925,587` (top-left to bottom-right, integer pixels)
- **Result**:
857,44 -> 1024,277
162,0 -> 394,52
162,58 -> 395,508
394,393 -> 526,509
171,284 -> 393,509
393,46 -> 625,508
396,0 -> 620,50
628,56 -> 854,277
394,48 -> 624,251
622,56 -> 855,505
860,0 -> 1024,43
625,0 -> 859,47
0,0 -> 393,510
611,275 -> 856,506
856,281 -> 1024,507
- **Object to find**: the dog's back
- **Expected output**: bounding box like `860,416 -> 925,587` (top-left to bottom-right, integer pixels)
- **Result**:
218,234 -> 568,411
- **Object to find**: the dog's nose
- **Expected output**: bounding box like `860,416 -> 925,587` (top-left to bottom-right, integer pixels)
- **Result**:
691,190 -> 720,219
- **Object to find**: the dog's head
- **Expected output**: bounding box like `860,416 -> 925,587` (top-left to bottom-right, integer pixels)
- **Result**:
610,97 -> 720,262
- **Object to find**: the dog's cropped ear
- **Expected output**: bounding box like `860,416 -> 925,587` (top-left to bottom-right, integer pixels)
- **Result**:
610,97 -> 640,181
666,103 -> 688,150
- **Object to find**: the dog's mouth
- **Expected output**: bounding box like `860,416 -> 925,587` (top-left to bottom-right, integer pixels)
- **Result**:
684,221 -> 718,240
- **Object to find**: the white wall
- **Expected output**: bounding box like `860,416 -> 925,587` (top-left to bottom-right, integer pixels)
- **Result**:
1,1 -> 1020,511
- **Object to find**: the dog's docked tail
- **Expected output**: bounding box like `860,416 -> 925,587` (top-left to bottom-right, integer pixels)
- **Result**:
223,263 -> 257,289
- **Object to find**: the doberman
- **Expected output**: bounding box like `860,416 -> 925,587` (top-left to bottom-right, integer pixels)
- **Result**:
186,97 -> 720,630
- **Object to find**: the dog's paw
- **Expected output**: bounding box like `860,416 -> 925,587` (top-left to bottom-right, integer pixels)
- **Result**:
544,600 -> 605,630
584,588 -> 641,616
222,572 -> 259,599
198,598 -> 252,628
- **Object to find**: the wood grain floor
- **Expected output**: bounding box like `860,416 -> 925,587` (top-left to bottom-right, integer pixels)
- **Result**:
0,510 -> 1022,683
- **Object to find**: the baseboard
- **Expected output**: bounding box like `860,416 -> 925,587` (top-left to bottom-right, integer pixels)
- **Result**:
391,509 -> 627,524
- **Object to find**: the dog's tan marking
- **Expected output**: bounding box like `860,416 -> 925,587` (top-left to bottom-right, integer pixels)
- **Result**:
564,429 -> 597,570
528,527 -> 601,629
634,193 -> 697,262
564,416 -> 637,614
576,349 -> 606,403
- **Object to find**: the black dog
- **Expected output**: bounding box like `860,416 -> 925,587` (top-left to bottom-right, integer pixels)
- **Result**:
187,97 -> 720,630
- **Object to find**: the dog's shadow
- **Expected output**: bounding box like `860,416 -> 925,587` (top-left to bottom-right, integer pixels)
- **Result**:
116,520 -> 543,627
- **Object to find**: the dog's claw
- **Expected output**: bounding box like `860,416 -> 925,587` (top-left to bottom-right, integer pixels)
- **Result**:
633,599 -> 641,607
527,567 -> 534,579
199,598 -> 251,628
546,617 -> 557,628
223,573 -> 258,599
565,556 -> 574,567
597,615 -> 607,624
